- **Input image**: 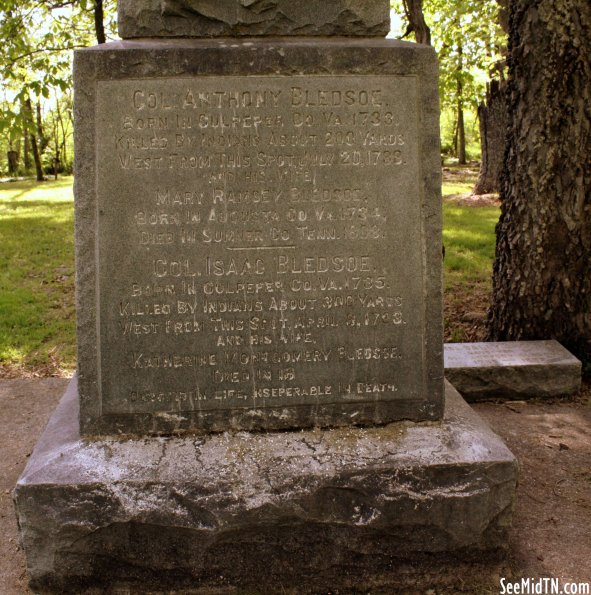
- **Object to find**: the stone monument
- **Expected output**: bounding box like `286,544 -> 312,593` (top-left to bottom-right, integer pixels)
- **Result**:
14,2 -> 518,592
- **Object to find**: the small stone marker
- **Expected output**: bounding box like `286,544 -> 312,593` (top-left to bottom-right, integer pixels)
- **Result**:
444,340 -> 581,400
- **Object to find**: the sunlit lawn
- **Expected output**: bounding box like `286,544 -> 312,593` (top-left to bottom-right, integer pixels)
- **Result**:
441,168 -> 500,342
0,177 -> 73,202
0,171 -> 499,376
442,180 -> 474,196
442,171 -> 499,286
443,204 -> 499,286
0,177 -> 75,377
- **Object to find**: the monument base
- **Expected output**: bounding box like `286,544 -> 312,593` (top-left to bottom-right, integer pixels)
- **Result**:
15,377 -> 517,594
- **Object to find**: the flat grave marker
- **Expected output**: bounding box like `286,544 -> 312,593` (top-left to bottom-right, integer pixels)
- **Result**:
444,340 -> 581,399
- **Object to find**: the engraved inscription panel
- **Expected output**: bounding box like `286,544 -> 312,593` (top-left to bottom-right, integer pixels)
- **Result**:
96,75 -> 423,415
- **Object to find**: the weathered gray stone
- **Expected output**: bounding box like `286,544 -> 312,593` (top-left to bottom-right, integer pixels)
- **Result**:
14,377 -> 517,594
118,0 -> 391,39
444,340 -> 582,400
74,38 -> 444,436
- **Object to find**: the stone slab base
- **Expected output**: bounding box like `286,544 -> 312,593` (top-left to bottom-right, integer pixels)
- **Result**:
14,377 -> 517,594
444,340 -> 581,401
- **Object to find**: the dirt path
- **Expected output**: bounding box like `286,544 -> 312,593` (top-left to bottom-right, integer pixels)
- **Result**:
475,392 -> 591,587
1,380 -> 590,594
0,379 -> 68,594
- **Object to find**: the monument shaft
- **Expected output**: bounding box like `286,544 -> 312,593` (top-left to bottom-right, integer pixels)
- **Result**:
74,39 -> 444,436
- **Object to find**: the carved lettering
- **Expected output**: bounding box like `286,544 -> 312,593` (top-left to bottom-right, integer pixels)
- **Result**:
97,74 -> 424,416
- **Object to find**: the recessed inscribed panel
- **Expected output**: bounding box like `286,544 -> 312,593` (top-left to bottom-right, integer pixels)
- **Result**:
96,75 -> 423,416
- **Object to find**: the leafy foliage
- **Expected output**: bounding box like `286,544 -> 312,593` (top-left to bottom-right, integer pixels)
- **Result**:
392,0 -> 506,159
428,0 -> 504,111
0,1 -> 117,174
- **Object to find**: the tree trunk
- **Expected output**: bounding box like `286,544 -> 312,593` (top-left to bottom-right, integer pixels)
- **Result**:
474,80 -> 507,194
30,133 -> 44,182
401,0 -> 431,45
23,98 -> 45,182
36,102 -> 47,153
456,41 -> 466,165
7,150 -> 19,175
488,0 -> 591,367
23,128 -> 31,170
456,93 -> 466,164
497,0 -> 509,32
94,0 -> 106,44
475,0 -> 509,194
56,98 -> 68,165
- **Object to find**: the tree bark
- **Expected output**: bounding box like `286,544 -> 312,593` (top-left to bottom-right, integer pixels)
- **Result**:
488,0 -> 591,366
36,101 -> 48,153
7,150 -> 19,175
23,98 -> 45,182
94,0 -> 106,44
456,41 -> 467,165
401,0 -> 431,45
474,0 -> 509,195
23,128 -> 31,170
497,0 -> 509,32
55,97 -> 68,165
456,90 -> 466,164
474,80 -> 507,194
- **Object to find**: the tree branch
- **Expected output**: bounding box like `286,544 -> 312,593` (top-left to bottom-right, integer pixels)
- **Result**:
3,44 -> 87,67
94,0 -> 106,44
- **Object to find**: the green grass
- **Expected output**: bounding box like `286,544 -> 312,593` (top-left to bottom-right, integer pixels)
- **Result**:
441,164 -> 499,287
0,177 -> 74,202
443,203 -> 499,286
0,177 -> 75,376
442,180 -> 475,196
441,165 -> 499,343
0,171 -> 500,376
